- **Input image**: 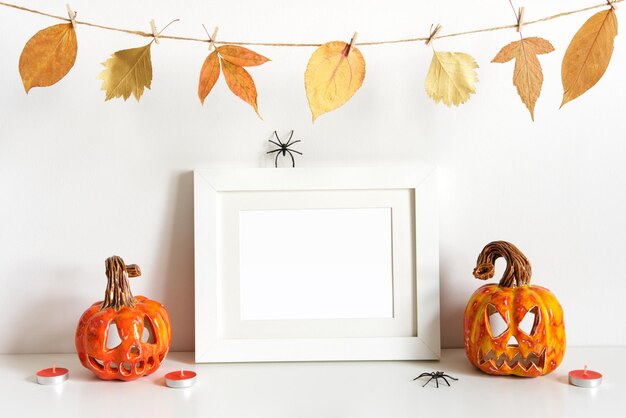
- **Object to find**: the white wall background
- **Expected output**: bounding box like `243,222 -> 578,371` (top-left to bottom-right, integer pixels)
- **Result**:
0,0 -> 624,353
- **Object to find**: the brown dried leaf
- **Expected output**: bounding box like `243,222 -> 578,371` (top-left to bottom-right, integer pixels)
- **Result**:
18,23 -> 77,93
492,37 -> 554,120
304,41 -> 366,122
217,45 -> 270,67
198,50 -> 220,104
561,9 -> 618,107
221,58 -> 261,117
98,43 -> 153,101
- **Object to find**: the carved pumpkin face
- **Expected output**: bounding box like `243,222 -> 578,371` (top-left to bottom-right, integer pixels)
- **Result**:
76,257 -> 172,381
463,241 -> 565,377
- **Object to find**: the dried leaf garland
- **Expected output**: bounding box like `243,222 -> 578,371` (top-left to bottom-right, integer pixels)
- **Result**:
425,51 -> 479,107
18,23 -> 77,93
561,9 -> 618,107
304,41 -> 366,122
492,37 -> 554,120
98,43 -> 153,101
198,45 -> 269,118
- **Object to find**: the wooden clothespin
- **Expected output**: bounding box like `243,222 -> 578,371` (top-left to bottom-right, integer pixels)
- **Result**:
426,24 -> 442,46
150,19 -> 160,44
607,0 -> 617,11
208,26 -> 219,51
516,7 -> 525,32
345,32 -> 358,56
66,4 -> 77,30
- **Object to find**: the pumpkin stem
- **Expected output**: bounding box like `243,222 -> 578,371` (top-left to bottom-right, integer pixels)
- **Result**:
101,256 -> 141,310
473,241 -> 532,287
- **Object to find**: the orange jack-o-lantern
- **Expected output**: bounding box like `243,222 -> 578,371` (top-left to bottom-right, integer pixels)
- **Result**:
464,241 -> 565,377
75,256 -> 172,381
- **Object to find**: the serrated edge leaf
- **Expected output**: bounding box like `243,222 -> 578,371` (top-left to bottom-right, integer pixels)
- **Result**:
220,58 -> 262,118
217,45 -> 270,67
425,51 -> 479,107
97,43 -> 153,102
492,37 -> 554,120
18,23 -> 78,93
198,50 -> 221,104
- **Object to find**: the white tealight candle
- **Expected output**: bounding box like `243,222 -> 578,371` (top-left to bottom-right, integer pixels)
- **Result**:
36,365 -> 69,385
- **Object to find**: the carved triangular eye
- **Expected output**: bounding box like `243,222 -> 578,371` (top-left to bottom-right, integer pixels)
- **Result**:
142,316 -> 156,344
487,304 -> 508,338
519,306 -> 539,335
106,322 -> 122,349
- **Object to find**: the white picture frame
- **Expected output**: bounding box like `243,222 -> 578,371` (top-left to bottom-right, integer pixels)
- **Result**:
194,167 -> 440,362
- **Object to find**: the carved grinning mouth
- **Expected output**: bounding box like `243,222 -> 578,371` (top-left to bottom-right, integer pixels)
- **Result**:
479,349 -> 546,371
88,355 -> 161,376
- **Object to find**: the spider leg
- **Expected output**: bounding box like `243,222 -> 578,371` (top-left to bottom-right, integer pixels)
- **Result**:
435,377 -> 439,388
285,130 -> 294,145
286,139 -> 301,147
268,140 -> 282,148
289,149 -> 303,155
273,131 -> 284,146
442,374 -> 459,381
287,150 -> 295,167
440,376 -> 451,386
267,149 -> 281,154
274,151 -> 280,168
412,372 -> 431,381
422,376 -> 434,387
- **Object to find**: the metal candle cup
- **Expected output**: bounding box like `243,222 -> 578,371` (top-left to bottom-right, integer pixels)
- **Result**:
36,366 -> 69,385
164,370 -> 197,388
568,365 -> 602,388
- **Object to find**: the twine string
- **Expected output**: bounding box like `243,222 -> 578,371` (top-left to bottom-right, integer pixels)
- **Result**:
0,0 -> 622,47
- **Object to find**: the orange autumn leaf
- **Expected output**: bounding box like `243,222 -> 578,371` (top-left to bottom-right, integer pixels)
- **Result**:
304,41 -> 366,122
221,59 -> 261,117
198,50 -> 220,104
561,9 -> 618,107
217,45 -> 270,67
18,23 -> 77,93
197,45 -> 268,117
492,37 -> 554,121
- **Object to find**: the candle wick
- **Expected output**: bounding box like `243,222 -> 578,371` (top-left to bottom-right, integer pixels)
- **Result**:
583,365 -> 588,376
181,369 -> 184,377
53,364 -> 56,373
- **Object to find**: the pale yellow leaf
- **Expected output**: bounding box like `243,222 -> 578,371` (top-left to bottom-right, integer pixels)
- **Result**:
18,23 -> 77,93
561,9 -> 618,107
492,37 -> 554,120
425,51 -> 478,107
98,43 -> 153,101
304,41 -> 366,122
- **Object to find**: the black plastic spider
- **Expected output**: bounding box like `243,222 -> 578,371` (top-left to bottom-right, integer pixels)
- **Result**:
413,371 -> 458,388
267,130 -> 302,167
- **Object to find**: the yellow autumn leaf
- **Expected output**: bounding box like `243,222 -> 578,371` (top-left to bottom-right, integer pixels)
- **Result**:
561,9 -> 618,107
492,37 -> 554,121
18,23 -> 77,93
221,58 -> 261,117
304,41 -> 366,122
425,51 -> 478,107
98,43 -> 152,101
198,50 -> 220,104
217,45 -> 270,67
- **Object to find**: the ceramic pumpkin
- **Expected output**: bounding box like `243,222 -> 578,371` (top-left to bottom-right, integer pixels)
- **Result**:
464,241 -> 565,377
75,256 -> 171,381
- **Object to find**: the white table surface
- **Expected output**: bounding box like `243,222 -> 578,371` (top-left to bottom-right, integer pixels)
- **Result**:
0,348 -> 622,418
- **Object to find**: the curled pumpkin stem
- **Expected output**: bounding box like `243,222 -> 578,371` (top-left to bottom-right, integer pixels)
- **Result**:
473,241 -> 532,287
101,256 -> 140,310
